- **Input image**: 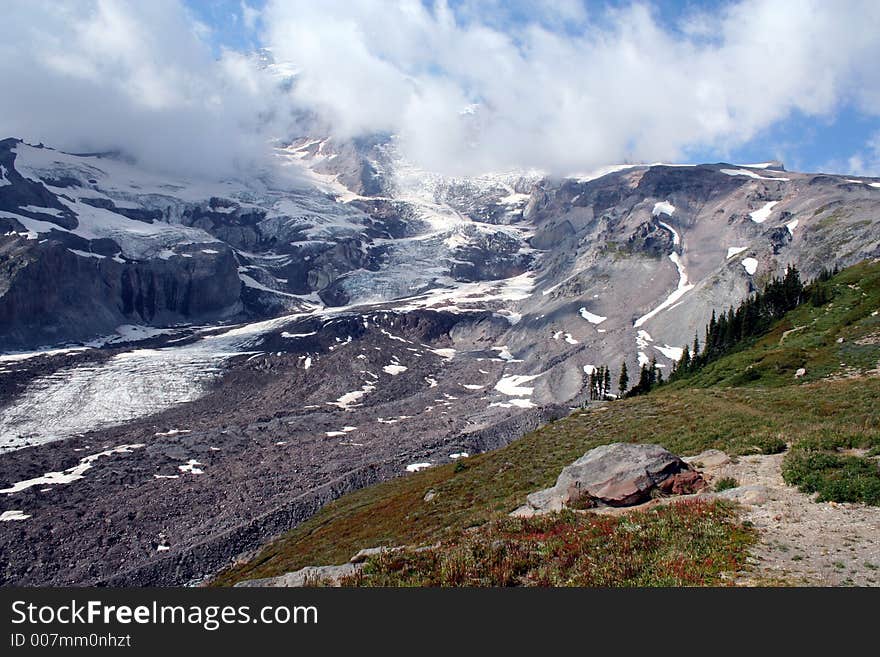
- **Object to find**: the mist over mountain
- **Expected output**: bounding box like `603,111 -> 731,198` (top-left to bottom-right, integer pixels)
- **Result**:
3,1 -> 880,179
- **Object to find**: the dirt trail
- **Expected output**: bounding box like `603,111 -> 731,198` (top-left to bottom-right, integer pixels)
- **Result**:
694,451 -> 880,586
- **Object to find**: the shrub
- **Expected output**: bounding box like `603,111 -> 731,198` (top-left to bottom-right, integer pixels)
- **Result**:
714,477 -> 739,492
756,435 -> 788,455
338,502 -> 755,587
782,450 -> 880,505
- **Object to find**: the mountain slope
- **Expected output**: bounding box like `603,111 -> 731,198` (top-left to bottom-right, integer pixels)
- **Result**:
213,259 -> 880,586
2,133 -> 880,586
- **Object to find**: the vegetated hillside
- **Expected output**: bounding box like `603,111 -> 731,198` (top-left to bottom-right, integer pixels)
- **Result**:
214,259 -> 880,586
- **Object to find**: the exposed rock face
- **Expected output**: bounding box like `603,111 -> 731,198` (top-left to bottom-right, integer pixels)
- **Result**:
234,563 -> 362,588
524,443 -> 706,511
0,237 -> 242,348
3,134 -> 880,362
234,545 -> 421,587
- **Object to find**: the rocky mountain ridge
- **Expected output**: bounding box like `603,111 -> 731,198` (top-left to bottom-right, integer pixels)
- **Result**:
1,134 -> 879,585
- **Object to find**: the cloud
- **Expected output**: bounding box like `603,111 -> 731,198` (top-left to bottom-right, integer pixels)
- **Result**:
240,1 -> 260,31
2,0 -> 880,180
844,131 -> 880,177
263,0 -> 880,175
0,0 -> 293,180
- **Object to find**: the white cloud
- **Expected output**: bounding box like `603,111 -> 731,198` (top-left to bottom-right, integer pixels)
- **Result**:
843,131 -> 880,177
240,1 -> 260,31
2,0 -> 880,179
0,0 -> 294,179
263,0 -> 880,175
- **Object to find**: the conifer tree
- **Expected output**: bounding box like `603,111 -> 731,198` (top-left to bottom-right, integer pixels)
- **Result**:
637,363 -> 650,392
618,361 -> 629,396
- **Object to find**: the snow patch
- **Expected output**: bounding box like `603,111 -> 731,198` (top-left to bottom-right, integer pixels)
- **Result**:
239,273 -> 300,298
786,219 -> 799,234
1,510 -> 31,521
489,398 -> 537,409
326,426 -> 358,437
749,201 -> 778,224
406,463 -> 432,473
727,246 -> 748,258
330,382 -> 375,409
720,168 -> 790,181
657,220 -> 680,246
495,374 -> 541,396
382,364 -> 407,375
0,444 -> 144,493
491,346 -> 521,362
579,308 -> 607,324
380,329 -> 409,343
655,344 -> 684,361
742,258 -> 759,275
633,252 -> 694,328
68,249 -> 106,260
652,201 -> 675,217
178,459 -> 204,475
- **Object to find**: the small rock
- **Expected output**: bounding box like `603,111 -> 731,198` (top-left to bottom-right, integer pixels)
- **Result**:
658,470 -> 707,495
684,449 -> 731,469
715,484 -> 770,505
349,546 -> 403,564
423,489 -> 436,502
795,368 -> 806,378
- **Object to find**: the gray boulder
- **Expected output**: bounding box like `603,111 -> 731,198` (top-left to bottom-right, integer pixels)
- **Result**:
234,563 -> 361,587
526,443 -> 705,510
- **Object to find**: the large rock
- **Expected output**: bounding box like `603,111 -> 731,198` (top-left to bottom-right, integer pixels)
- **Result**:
525,443 -> 706,510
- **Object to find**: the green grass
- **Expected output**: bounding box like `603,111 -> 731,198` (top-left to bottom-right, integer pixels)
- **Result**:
336,501 -> 754,587
782,450 -> 880,505
213,260 -> 880,586
667,260 -> 880,389
214,377 -> 880,586
714,477 -> 739,492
